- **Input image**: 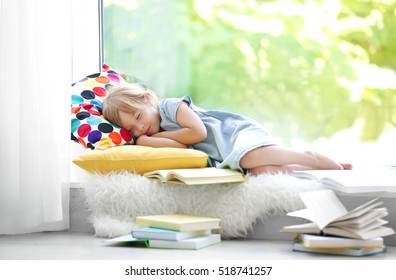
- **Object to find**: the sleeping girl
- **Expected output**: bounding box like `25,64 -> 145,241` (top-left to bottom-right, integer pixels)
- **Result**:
102,83 -> 352,175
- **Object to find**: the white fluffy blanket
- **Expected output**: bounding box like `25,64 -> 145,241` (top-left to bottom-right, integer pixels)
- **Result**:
81,172 -> 321,238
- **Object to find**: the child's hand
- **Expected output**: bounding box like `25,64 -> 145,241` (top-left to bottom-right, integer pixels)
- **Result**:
135,135 -> 150,146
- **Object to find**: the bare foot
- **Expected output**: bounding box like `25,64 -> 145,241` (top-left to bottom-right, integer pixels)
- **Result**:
305,151 -> 343,170
340,163 -> 353,170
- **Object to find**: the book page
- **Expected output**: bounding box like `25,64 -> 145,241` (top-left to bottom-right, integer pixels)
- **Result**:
281,222 -> 321,234
287,209 -> 316,222
143,169 -> 169,182
335,199 -> 382,221
330,208 -> 388,228
299,190 -> 347,229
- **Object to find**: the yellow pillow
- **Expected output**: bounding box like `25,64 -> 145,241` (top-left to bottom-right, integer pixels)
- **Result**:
72,145 -> 208,174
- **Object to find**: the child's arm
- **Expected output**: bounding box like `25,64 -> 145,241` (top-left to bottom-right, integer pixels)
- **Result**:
136,135 -> 187,148
134,101 -> 206,148
151,101 -> 207,145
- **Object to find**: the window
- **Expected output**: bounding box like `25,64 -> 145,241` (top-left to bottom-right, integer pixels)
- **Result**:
70,0 -> 104,181
102,0 -> 396,167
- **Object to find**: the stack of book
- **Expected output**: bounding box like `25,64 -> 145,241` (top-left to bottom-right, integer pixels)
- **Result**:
105,214 -> 221,250
292,233 -> 386,257
281,189 -> 395,256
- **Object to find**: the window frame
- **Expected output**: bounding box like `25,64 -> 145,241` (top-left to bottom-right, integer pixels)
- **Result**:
70,0 -> 103,182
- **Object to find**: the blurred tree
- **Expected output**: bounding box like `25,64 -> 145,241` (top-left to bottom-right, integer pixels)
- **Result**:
103,0 -> 395,145
188,0 -> 359,143
336,0 -> 396,141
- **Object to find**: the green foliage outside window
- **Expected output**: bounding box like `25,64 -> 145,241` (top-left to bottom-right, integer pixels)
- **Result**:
103,0 -> 396,145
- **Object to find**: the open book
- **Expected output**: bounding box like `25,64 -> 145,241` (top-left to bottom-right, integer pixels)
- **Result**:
143,167 -> 245,185
281,189 -> 395,240
292,169 -> 396,194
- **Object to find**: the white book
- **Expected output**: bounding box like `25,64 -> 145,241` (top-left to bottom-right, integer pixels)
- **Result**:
148,234 -> 221,250
293,241 -> 386,257
132,227 -> 212,241
292,169 -> 396,194
298,233 -> 384,248
104,233 -> 221,250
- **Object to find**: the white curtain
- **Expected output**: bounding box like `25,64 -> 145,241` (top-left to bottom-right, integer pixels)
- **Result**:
0,0 -> 71,234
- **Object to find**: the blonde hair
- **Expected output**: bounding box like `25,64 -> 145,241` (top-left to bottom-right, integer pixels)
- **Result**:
102,83 -> 159,127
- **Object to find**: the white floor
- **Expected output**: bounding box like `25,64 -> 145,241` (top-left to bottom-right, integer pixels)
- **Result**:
0,231 -> 395,260
1,232 -> 396,280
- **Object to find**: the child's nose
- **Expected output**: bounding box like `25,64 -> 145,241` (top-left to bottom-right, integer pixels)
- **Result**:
132,124 -> 145,137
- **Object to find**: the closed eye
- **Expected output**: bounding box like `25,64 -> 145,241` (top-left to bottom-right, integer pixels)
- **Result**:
134,111 -> 141,120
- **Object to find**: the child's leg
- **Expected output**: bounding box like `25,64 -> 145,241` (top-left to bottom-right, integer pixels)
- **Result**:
246,164 -> 303,175
239,145 -> 351,174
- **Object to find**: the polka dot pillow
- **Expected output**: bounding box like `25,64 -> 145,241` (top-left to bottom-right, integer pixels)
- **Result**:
71,64 -> 136,149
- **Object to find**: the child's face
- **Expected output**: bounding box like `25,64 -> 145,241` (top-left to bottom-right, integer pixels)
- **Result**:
118,103 -> 160,138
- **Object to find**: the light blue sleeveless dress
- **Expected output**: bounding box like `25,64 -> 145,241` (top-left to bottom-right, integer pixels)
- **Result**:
159,96 -> 275,173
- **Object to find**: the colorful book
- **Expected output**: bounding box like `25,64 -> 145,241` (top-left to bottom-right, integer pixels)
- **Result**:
135,214 -> 221,231
143,167 -> 245,185
104,234 -> 221,250
132,227 -> 212,241
297,233 -> 384,248
293,241 -> 386,257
